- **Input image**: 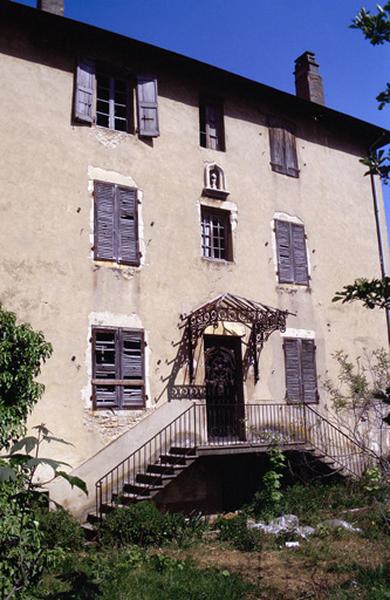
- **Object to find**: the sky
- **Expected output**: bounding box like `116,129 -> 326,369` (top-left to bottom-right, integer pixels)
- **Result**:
17,0 -> 390,241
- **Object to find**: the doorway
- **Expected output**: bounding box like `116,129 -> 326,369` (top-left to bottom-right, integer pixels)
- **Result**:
204,335 -> 245,441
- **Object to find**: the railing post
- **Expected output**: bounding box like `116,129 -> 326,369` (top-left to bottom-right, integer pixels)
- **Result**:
303,403 -> 307,443
193,403 -> 197,450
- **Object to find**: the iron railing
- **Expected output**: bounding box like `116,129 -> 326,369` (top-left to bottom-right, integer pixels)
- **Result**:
95,402 -> 374,517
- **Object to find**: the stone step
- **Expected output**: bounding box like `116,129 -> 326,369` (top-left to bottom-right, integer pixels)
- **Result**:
169,446 -> 197,456
147,463 -> 176,475
160,453 -> 193,465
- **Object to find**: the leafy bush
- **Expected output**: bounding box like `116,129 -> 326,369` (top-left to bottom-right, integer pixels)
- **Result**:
215,513 -> 262,552
251,443 -> 286,519
38,508 -> 84,550
99,502 -> 204,548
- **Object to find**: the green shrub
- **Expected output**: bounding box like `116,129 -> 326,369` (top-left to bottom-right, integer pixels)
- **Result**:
99,502 -> 203,548
37,508 -> 84,550
215,513 -> 262,552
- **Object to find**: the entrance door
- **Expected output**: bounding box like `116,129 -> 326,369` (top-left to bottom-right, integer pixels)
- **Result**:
204,335 -> 245,441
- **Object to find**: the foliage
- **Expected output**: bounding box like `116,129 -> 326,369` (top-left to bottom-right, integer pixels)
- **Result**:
99,502 -> 204,548
328,564 -> 390,599
251,442 -> 286,519
0,426 -> 87,600
32,549 -> 250,600
215,513 -> 262,552
333,276 -> 390,310
37,508 -> 84,551
0,305 -> 52,449
322,349 -> 390,457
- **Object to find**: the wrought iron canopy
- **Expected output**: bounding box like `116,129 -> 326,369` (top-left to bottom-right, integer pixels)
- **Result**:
181,293 -> 291,383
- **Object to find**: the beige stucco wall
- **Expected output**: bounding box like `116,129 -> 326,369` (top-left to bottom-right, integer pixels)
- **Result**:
0,12 -> 388,508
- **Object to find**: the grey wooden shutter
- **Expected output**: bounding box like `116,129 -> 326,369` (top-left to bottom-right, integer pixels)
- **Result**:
301,340 -> 318,403
205,103 -> 219,150
94,182 -> 115,261
93,329 -> 118,407
285,127 -> 299,177
291,224 -> 309,285
117,186 -> 139,265
268,117 -> 285,174
275,220 -> 294,283
136,76 -> 159,137
74,58 -> 95,123
284,338 -> 302,403
121,330 -> 144,407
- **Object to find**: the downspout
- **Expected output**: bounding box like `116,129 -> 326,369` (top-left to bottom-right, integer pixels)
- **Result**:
368,136 -> 390,346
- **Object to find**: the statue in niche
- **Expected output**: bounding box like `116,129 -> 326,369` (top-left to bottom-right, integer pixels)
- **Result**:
203,163 -> 229,199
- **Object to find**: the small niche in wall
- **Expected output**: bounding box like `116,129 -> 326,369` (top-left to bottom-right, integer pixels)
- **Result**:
202,163 -> 229,200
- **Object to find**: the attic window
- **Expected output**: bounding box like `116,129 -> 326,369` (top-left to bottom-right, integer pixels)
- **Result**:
199,98 -> 225,151
96,74 -> 130,132
268,116 -> 299,178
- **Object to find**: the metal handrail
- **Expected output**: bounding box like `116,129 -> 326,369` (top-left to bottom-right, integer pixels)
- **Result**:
95,402 -> 375,517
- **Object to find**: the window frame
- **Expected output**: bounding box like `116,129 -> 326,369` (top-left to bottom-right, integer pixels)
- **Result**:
91,326 -> 145,410
283,337 -> 318,404
95,71 -> 133,133
274,219 -> 309,286
199,97 -> 226,152
93,181 -> 140,267
201,206 -> 233,262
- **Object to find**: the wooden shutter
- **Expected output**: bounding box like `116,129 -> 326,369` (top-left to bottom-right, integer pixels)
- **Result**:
268,117 -> 285,174
275,220 -> 294,283
284,339 -> 301,403
291,224 -> 309,285
136,76 -> 159,137
74,58 -> 95,123
93,329 -> 118,407
94,182 -> 115,261
117,186 -> 139,265
285,127 -> 299,178
301,340 -> 318,403
121,330 -> 144,407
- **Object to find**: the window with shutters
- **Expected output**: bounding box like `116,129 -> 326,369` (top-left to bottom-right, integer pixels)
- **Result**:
92,327 -> 145,409
74,59 -> 159,138
94,181 -> 139,266
201,207 -> 232,261
199,98 -> 225,151
283,338 -> 318,404
268,117 -> 299,177
274,219 -> 309,285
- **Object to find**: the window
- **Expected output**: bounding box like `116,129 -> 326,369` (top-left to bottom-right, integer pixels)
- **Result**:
199,99 -> 225,151
94,181 -> 139,266
92,327 -> 145,409
275,220 -> 309,285
201,207 -> 232,261
96,74 -> 130,132
74,59 -> 159,137
283,338 -> 318,403
268,117 -> 299,177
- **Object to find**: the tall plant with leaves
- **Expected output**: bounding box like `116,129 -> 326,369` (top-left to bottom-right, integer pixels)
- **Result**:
0,425 -> 87,600
0,305 -> 52,448
252,441 -> 286,519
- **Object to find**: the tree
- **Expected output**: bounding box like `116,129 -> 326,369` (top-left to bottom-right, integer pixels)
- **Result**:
351,2 -> 390,183
0,304 -> 52,448
333,277 -> 390,310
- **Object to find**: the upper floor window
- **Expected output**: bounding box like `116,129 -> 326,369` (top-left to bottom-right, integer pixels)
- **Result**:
275,219 -> 309,285
201,206 -> 232,261
283,337 -> 318,403
268,116 -> 299,177
199,98 -> 225,151
74,59 -> 159,137
92,327 -> 145,409
94,181 -> 140,266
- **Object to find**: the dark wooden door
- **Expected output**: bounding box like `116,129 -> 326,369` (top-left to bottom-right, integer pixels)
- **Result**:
204,335 -> 245,441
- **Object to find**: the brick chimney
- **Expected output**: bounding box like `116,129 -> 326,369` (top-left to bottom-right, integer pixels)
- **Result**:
294,51 -> 325,105
37,0 -> 64,16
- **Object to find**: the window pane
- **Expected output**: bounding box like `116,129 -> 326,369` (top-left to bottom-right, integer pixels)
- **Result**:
201,209 -> 230,260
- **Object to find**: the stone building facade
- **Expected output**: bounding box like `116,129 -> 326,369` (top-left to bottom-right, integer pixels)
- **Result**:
0,0 -> 389,517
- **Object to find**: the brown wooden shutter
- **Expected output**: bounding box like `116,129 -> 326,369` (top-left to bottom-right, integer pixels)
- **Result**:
93,329 -> 118,407
121,330 -> 144,407
136,76 -> 159,137
94,182 -> 115,261
268,117 -> 285,174
291,224 -> 309,285
275,220 -> 294,283
301,339 -> 318,403
117,186 -> 139,265
285,127 -> 299,178
284,338 -> 301,403
74,58 -> 95,123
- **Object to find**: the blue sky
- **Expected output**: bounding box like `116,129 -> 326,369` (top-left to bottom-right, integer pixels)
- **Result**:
18,0 -> 390,239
